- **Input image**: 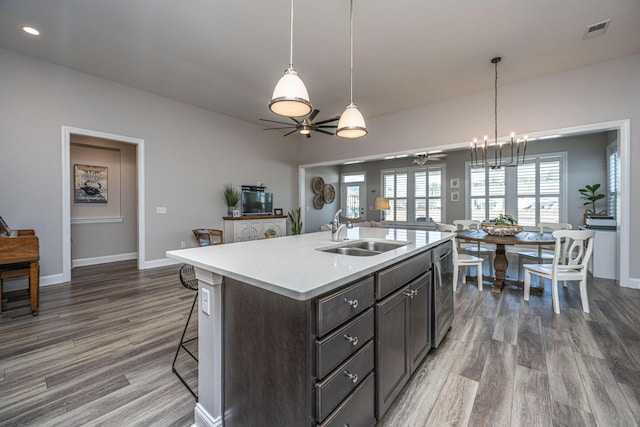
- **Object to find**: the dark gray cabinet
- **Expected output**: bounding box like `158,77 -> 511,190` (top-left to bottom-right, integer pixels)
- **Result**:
222,247 -> 440,426
375,271 -> 432,418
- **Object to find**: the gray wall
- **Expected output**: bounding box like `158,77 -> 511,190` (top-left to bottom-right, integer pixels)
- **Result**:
304,166 -> 340,233
0,48 -> 297,281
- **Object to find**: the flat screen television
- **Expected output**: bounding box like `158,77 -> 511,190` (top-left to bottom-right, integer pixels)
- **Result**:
241,191 -> 274,215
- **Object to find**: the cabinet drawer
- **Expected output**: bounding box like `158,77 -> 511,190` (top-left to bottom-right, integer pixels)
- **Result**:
316,277 -> 374,336
316,341 -> 374,422
316,309 -> 374,379
376,250 -> 431,299
318,372 -> 375,427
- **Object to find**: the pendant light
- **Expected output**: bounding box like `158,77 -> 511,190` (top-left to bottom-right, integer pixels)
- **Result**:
469,57 -> 527,169
337,0 -> 367,138
269,0 -> 312,118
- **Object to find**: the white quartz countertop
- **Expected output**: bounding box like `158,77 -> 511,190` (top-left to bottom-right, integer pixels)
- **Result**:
166,227 -> 452,301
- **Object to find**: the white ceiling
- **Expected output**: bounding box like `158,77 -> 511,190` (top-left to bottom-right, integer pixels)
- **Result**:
1,0 -> 639,127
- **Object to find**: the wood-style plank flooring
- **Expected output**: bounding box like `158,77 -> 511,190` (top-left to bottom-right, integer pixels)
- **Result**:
1,259 -> 639,426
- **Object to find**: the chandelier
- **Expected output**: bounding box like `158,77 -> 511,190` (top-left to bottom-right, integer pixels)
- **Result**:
470,57 -> 527,169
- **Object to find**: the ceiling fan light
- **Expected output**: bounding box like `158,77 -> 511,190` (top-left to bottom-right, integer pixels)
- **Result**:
337,103 -> 367,139
269,67 -> 312,117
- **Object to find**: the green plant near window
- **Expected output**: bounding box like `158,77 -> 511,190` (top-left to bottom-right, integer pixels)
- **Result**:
287,207 -> 303,235
579,183 -> 606,214
493,213 -> 517,225
222,184 -> 240,211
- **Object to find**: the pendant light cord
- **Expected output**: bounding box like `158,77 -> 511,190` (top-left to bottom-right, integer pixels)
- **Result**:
494,58 -> 498,145
349,0 -> 354,104
289,0 -> 294,68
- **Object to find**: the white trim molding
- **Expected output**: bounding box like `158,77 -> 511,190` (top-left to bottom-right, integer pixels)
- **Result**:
71,217 -> 124,225
144,257 -> 181,269
72,252 -> 138,268
62,126 -> 146,283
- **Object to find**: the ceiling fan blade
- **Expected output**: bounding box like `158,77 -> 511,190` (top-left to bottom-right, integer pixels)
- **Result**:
259,118 -> 293,125
315,129 -> 335,136
316,125 -> 338,129
314,116 -> 340,125
283,130 -> 298,137
263,126 -> 297,130
307,109 -> 320,122
288,117 -> 302,125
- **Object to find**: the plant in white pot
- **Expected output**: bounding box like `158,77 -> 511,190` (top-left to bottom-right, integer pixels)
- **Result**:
223,184 -> 240,215
579,183 -> 606,222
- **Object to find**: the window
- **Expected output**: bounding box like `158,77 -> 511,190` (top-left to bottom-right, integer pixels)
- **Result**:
383,166 -> 444,223
467,153 -> 566,226
607,142 -> 619,218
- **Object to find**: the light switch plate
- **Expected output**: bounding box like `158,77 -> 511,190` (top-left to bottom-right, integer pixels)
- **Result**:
201,288 -> 211,315
156,206 -> 167,214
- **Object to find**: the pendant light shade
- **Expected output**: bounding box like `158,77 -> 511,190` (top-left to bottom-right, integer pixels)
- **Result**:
269,0 -> 312,118
337,0 -> 367,139
337,103 -> 367,138
270,67 -> 312,117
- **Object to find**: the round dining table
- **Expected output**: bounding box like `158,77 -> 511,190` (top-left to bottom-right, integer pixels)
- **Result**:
456,229 -> 556,294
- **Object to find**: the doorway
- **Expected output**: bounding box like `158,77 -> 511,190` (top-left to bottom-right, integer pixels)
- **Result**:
61,126 -> 145,283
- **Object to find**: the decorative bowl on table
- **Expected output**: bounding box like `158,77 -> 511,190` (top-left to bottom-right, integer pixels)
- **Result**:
480,223 -> 523,236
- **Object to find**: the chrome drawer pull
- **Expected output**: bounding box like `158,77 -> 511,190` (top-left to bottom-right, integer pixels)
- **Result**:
344,298 -> 358,309
403,289 -> 419,298
343,370 -> 359,383
343,334 -> 358,346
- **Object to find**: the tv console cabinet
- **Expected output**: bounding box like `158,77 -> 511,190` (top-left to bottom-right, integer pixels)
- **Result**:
223,215 -> 287,242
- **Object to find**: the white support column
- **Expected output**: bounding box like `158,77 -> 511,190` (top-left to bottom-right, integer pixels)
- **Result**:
193,268 -> 224,427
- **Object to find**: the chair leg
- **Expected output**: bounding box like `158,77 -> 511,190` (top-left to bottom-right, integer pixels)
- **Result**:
552,278 -> 560,314
477,262 -> 483,291
518,256 -> 523,282
524,269 -> 533,301
172,293 -> 198,400
462,266 -> 467,284
579,277 -> 590,313
452,265 -> 459,292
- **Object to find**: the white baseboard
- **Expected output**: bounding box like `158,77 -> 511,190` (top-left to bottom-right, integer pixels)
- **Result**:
621,277 -> 640,289
72,252 -> 138,268
144,257 -> 181,269
3,273 -> 64,292
194,403 -> 222,427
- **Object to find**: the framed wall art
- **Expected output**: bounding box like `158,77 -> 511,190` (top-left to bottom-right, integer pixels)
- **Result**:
74,164 -> 108,203
274,208 -> 283,215
450,191 -> 460,202
450,178 -> 460,189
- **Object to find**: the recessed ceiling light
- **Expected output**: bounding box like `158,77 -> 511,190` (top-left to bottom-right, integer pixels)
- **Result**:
22,26 -> 40,36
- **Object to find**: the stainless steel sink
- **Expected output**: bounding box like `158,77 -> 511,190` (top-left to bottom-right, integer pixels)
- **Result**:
317,240 -> 409,256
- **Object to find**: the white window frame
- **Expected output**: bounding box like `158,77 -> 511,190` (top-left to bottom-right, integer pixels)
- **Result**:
341,172 -> 366,219
607,142 -> 619,219
465,152 -> 568,227
381,165 -> 445,224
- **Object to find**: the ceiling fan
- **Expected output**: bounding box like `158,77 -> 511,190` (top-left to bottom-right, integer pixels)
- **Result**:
412,152 -> 448,166
260,109 -> 339,139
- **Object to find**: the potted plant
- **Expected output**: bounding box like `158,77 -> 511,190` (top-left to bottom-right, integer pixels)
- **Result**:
579,183 -> 606,222
222,184 -> 240,215
481,213 -> 523,236
287,207 -> 303,235
264,227 -> 277,239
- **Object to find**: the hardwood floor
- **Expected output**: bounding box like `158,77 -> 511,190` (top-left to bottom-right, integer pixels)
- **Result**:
1,259 -> 639,426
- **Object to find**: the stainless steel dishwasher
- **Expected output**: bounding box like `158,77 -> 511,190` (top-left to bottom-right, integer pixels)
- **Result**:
431,240 -> 454,348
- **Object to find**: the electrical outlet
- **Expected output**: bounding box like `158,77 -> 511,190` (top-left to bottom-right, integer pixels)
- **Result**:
156,206 -> 167,214
201,288 -> 211,315
180,241 -> 186,248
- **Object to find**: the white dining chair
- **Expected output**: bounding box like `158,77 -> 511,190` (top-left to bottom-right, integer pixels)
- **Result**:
436,223 -> 483,292
453,220 -> 494,276
516,222 -> 572,282
523,229 -> 595,314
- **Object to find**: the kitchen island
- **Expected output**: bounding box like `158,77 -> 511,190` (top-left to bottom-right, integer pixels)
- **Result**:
167,227 -> 453,427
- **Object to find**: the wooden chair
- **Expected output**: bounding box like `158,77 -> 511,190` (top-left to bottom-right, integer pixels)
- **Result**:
516,222 -> 572,282
453,220 -> 495,276
0,223 -> 40,315
523,229 -> 595,314
436,223 -> 483,291
192,229 -> 223,247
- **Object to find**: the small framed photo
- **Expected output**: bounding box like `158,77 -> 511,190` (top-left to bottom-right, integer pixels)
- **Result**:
450,191 -> 460,202
450,178 -> 460,189
274,208 -> 283,215
232,210 -> 240,217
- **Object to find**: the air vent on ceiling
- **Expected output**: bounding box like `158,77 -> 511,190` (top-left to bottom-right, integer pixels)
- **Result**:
583,19 -> 611,39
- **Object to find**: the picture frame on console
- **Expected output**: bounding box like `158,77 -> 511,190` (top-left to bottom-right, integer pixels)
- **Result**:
274,208 -> 283,215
